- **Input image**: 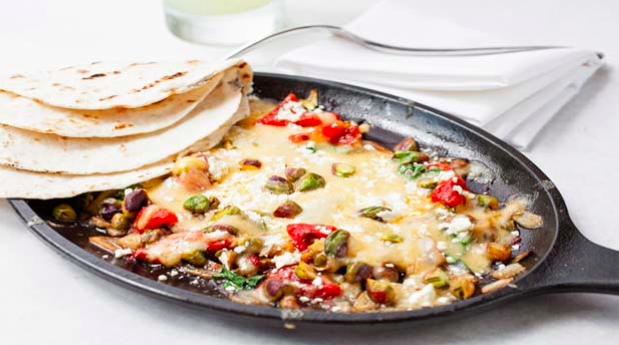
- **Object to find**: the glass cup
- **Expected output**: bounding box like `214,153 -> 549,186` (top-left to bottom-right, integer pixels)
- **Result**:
164,0 -> 285,46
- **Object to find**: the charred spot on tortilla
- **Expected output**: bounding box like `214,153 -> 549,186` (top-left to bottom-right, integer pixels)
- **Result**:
8,74 -> 24,79
99,95 -> 118,101
114,123 -> 133,130
130,71 -> 189,94
82,73 -> 107,80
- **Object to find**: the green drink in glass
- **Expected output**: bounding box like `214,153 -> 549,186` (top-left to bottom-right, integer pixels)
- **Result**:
164,0 -> 284,45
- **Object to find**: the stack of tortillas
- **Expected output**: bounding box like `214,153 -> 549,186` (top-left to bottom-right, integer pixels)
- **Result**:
0,59 -> 252,199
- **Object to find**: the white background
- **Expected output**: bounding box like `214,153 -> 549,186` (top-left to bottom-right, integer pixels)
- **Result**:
0,0 -> 618,344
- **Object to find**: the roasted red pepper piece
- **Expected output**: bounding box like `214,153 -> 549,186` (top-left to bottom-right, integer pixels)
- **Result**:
133,205 -> 178,233
294,113 -> 323,127
286,223 -> 337,251
320,122 -> 361,145
265,266 -> 342,299
257,93 -> 298,126
431,177 -> 467,207
206,239 -> 231,252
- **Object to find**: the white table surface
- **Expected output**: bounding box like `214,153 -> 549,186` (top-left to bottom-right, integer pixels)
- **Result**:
1,0 -> 618,344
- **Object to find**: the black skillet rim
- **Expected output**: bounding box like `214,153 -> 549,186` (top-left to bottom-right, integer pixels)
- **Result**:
8,72 -> 564,325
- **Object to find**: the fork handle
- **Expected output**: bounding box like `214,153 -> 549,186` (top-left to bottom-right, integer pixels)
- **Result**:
225,24 -> 568,59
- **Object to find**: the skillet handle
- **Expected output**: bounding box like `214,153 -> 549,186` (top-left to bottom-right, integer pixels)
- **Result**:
524,220 -> 619,295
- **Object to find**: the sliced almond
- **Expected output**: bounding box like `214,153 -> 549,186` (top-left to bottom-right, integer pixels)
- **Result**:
481,278 -> 514,294
491,263 -> 525,280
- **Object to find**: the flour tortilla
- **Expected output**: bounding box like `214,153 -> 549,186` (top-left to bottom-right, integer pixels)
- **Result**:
0,69 -> 247,174
0,59 -> 251,110
0,94 -> 249,199
0,73 -> 223,138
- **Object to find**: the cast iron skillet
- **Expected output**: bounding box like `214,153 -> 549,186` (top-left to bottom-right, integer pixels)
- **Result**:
9,72 -> 619,328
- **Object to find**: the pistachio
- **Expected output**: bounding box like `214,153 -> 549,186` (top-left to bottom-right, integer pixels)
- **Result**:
211,205 -> 241,222
172,156 -> 208,176
344,262 -> 373,284
52,204 -> 77,222
206,224 -> 239,235
182,250 -> 207,266
393,137 -> 418,152
264,279 -> 295,301
110,213 -> 131,231
313,253 -> 329,268
477,195 -> 499,210
417,178 -> 438,189
331,163 -> 356,177
365,279 -> 396,305
353,291 -> 379,312
381,233 -> 403,243
239,238 -> 263,255
183,194 -> 211,213
99,198 -> 122,221
394,151 -> 430,164
423,268 -> 450,288
208,196 -> 221,210
300,90 -> 318,110
449,275 -> 477,299
123,189 -> 148,214
324,229 -> 350,258
265,175 -> 294,194
273,200 -> 303,218
372,265 -> 400,283
295,261 -> 318,280
239,159 -> 262,171
358,206 -> 391,222
295,173 -> 326,192
486,242 -> 512,262
285,167 -> 306,182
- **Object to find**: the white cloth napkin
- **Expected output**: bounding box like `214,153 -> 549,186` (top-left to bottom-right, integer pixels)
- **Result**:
274,0 -> 603,149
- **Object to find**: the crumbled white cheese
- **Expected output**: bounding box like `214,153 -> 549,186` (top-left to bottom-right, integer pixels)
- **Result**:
234,245 -> 246,254
439,215 -> 473,235
407,284 -> 437,307
452,185 -> 464,195
170,269 -> 179,277
114,248 -> 132,258
376,209 -> 397,222
436,241 -> 447,251
299,296 -> 310,302
274,101 -> 306,122
157,275 -> 168,282
272,252 -> 301,268
437,170 -> 456,182
207,156 -> 229,181
312,277 -> 323,287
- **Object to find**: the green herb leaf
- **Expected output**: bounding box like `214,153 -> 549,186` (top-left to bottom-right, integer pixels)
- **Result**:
213,267 -> 265,291
398,163 -> 426,179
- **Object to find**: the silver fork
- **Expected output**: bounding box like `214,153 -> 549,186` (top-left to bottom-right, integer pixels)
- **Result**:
226,24 -> 568,59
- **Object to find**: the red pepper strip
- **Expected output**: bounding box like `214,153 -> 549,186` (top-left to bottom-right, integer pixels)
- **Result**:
133,205 -> 178,233
286,223 -> 337,251
206,239 -> 231,252
426,162 -> 454,171
320,122 -> 361,145
294,113 -> 323,127
266,266 -> 342,299
256,93 -> 298,126
333,125 -> 361,145
431,177 -> 467,207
